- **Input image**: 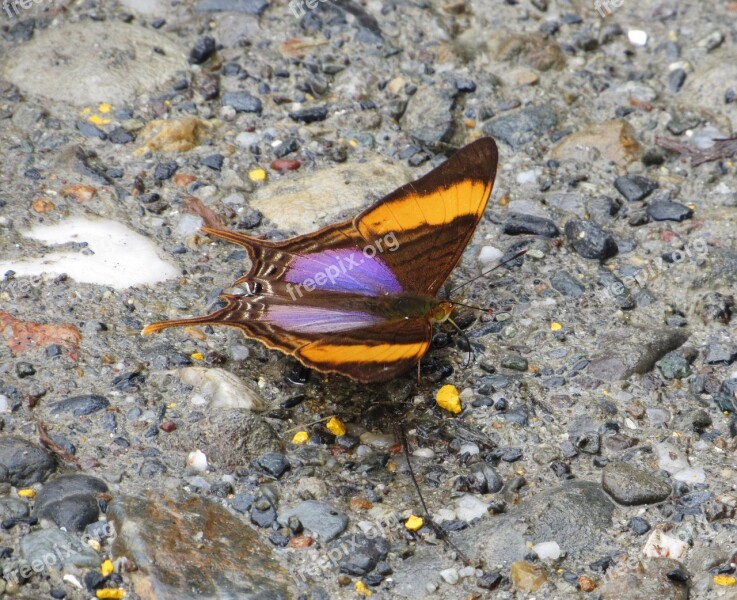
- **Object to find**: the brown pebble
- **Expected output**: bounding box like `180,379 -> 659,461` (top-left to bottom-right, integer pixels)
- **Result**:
160,420 -> 177,432
270,159 -> 301,173
288,535 -> 313,548
578,576 -> 597,592
60,184 -> 97,203
32,198 -> 55,213
174,173 -> 197,187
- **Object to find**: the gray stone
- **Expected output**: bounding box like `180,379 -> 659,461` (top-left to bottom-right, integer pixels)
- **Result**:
564,219 -> 618,261
589,327 -> 689,381
109,490 -> 291,599
281,501 -> 348,542
614,175 -> 659,202
3,22 -> 187,106
0,497 -> 30,521
602,461 -> 671,505
452,481 -> 615,567
402,85 -> 455,145
20,529 -> 101,570
550,270 -> 585,297
0,436 -> 56,487
647,200 -> 693,222
503,213 -> 560,238
482,105 -> 558,150
34,474 -> 109,531
222,92 -> 263,114
196,0 -> 268,15
705,342 -> 736,365
50,394 -> 109,417
656,352 -> 691,379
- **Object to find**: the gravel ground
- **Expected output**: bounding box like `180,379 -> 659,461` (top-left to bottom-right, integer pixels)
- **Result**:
1,0 -> 736,599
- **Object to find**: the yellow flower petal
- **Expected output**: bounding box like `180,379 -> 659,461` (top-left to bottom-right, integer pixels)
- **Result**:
96,590 -> 126,599
191,352 -> 204,361
355,581 -> 372,596
18,489 -> 35,499
405,515 -> 424,531
550,322 -> 562,331
101,559 -> 114,577
714,575 -> 736,586
436,385 -> 461,414
248,168 -> 267,182
326,417 -> 346,436
292,431 -> 310,444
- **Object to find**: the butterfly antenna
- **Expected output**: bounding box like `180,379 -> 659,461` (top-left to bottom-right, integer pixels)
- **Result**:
396,423 -> 474,566
448,318 -> 475,368
447,249 -> 527,296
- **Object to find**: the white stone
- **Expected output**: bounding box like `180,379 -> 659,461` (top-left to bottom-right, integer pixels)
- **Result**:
643,529 -> 688,560
673,467 -> 706,484
176,214 -> 205,238
478,246 -> 504,265
655,442 -> 690,474
533,541 -> 561,560
628,29 -> 648,46
412,447 -> 435,459
455,494 -> 489,522
459,443 -> 480,456
230,344 -> 250,361
516,168 -> 542,185
359,432 -> 396,449
236,132 -> 260,147
0,395 -> 11,413
176,367 -> 265,411
440,568 -> 459,585
187,450 -> 208,472
0,216 -> 180,289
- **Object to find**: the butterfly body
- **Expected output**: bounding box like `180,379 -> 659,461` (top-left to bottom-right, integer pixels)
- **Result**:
143,138 -> 498,383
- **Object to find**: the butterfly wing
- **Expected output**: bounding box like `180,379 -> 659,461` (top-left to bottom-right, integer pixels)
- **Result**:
143,287 -> 430,382
354,137 -> 498,295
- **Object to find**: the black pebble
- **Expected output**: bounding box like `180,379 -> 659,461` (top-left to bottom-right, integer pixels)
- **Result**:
564,219 -> 618,261
503,212 -> 560,237
154,161 -> 178,181
202,154 -> 224,171
668,68 -> 687,92
614,175 -> 659,202
646,200 -> 693,222
289,106 -> 329,123
627,516 -> 651,535
257,452 -> 290,478
189,36 -> 217,64
108,127 -> 134,144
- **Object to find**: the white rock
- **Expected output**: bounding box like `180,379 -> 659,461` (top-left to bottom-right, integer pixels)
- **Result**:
478,246 -> 504,265
455,494 -> 489,522
533,541 -> 561,560
0,395 -> 11,413
176,367 -> 265,411
655,442 -> 690,474
673,467 -> 706,484
459,443 -> 480,456
236,132 -> 260,147
516,168 -> 542,185
176,214 -> 205,237
643,529 -> 688,560
412,447 -> 435,459
230,344 -> 250,361
628,29 -> 648,46
359,432 -> 396,449
433,508 -> 457,523
458,566 -> 476,578
187,449 -> 208,472
0,216 -> 180,289
440,568 -> 459,585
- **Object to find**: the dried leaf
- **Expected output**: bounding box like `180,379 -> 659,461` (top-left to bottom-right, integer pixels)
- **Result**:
0,311 -> 81,357
60,184 -> 97,203
182,196 -> 224,228
656,135 -> 737,166
38,421 -> 79,465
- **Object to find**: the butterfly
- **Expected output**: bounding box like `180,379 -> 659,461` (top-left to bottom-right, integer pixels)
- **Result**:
143,137 -> 498,383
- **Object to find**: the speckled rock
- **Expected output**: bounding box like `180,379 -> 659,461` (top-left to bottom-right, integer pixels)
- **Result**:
602,462 -> 671,506
0,436 -> 56,487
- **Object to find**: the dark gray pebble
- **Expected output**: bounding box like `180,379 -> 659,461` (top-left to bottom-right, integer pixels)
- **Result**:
196,0 -> 269,15
50,394 -> 110,417
281,500 -> 348,542
154,161 -> 178,181
503,212 -> 559,238
482,105 -> 558,150
289,106 -> 329,123
646,200 -> 693,222
627,516 -> 651,535
564,219 -> 618,261
202,154 -> 224,171
337,534 -> 389,576
667,68 -> 687,92
602,461 -> 671,505
189,36 -> 217,65
0,436 -> 56,486
614,175 -> 659,202
550,270 -> 585,297
222,92 -> 263,114
34,474 -> 108,531
257,452 -> 290,478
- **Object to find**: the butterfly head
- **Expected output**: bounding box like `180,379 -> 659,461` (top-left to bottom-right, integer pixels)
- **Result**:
429,301 -> 453,324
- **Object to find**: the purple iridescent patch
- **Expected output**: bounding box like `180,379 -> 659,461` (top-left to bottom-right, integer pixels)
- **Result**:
265,305 -> 383,333
284,248 -> 402,295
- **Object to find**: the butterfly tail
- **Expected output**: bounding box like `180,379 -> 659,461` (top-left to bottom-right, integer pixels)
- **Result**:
201,227 -> 277,249
141,300 -> 237,336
